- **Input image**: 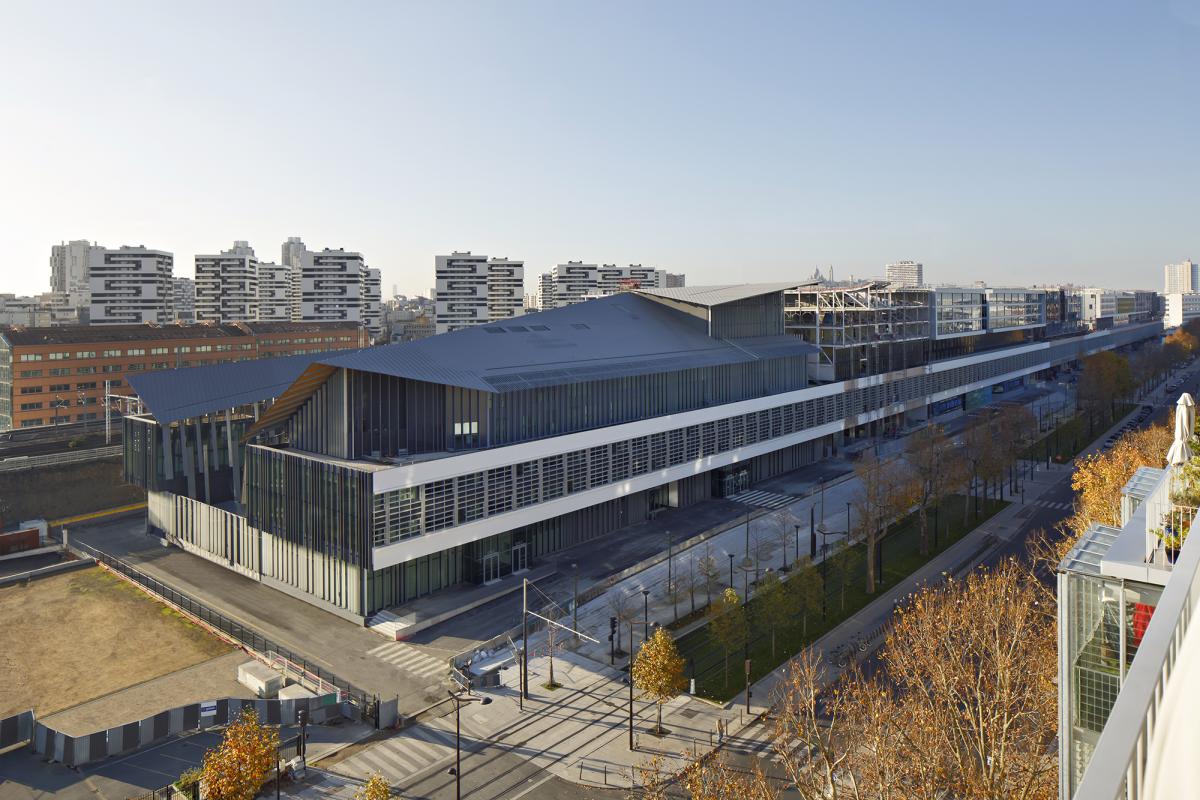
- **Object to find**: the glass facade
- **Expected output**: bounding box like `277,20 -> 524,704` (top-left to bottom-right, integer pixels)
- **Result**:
986,289 -> 1046,331
933,289 -> 986,337
1061,568 -> 1161,797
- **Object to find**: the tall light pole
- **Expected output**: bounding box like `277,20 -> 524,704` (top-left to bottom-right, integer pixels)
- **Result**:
642,589 -> 650,642
728,553 -> 734,588
572,563 -> 579,643
447,689 -> 491,800
521,578 -> 528,709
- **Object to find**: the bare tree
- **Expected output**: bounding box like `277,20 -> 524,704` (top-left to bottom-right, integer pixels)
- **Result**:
852,450 -> 911,594
905,423 -> 953,555
666,561 -> 687,623
697,542 -> 720,606
608,590 -> 634,656
764,509 -> 798,571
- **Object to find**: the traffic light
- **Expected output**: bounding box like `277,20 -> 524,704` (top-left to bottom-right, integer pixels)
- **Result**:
609,616 -> 617,635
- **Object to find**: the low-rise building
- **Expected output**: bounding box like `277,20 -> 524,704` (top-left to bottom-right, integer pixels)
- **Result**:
0,321 -> 368,431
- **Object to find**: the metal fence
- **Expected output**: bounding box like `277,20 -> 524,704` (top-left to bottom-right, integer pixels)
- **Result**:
70,541 -> 378,722
0,445 -> 122,473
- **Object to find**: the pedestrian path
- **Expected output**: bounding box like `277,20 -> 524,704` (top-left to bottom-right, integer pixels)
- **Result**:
332,713 -> 491,782
727,489 -> 795,510
367,641 -> 449,682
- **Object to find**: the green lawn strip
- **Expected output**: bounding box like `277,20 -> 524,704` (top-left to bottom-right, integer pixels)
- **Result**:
1024,403 -> 1135,463
673,493 -> 1008,702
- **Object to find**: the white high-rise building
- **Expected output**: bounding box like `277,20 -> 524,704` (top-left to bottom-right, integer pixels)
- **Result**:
536,272 -> 556,311
598,264 -> 665,295
282,236 -> 307,268
487,258 -> 524,322
553,262 -> 600,307
885,261 -> 923,287
172,277 -> 195,323
49,240 -> 105,309
361,267 -> 383,338
257,263 -> 292,321
1164,260 -> 1199,295
539,262 -> 675,309
433,252 -> 526,334
294,248 -> 364,323
89,246 -> 174,325
195,242 -> 259,323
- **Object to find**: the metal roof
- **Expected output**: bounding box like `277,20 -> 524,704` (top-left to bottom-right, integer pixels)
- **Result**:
1060,524 -> 1123,577
634,282 -> 813,307
315,292 -> 817,393
127,351 -> 350,425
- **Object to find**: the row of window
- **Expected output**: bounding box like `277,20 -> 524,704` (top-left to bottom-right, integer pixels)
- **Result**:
371,330 -> 1145,547
374,398 -> 843,547
15,381 -> 118,396
15,343 -> 261,363
19,412 -> 98,427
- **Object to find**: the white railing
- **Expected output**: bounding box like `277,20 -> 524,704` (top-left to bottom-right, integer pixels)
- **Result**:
1142,470 -> 1175,564
1074,507 -> 1200,799
0,445 -> 122,473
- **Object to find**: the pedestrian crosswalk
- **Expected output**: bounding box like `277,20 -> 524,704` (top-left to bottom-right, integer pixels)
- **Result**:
367,641 -> 450,681
1033,499 -> 1073,512
727,489 -> 795,510
722,719 -> 777,758
333,714 -> 490,782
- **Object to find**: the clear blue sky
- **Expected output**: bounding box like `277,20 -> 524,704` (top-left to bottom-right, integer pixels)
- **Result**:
2,0 -> 1197,297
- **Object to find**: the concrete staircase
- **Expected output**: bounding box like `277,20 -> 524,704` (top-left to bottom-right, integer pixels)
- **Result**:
366,609 -> 409,641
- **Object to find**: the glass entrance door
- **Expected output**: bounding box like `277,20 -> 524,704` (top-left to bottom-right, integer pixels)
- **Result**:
482,552 -> 500,584
511,542 -> 528,573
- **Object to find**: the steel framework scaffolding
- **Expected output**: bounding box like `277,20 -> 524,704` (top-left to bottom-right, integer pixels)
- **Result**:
784,282 -> 931,381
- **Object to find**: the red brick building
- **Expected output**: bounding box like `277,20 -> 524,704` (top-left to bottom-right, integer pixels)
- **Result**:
0,321 -> 368,431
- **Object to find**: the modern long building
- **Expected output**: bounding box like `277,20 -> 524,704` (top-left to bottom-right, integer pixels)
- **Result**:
119,283 -> 1160,622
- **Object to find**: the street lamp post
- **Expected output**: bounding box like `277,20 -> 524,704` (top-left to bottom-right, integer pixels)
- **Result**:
642,589 -> 650,642
447,690 -> 492,800
728,553 -> 734,588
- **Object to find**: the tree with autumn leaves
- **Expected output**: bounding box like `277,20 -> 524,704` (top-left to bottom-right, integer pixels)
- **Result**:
200,709 -> 280,800
631,625 -> 688,734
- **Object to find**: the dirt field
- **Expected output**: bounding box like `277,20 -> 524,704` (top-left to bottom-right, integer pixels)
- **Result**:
0,566 -> 231,718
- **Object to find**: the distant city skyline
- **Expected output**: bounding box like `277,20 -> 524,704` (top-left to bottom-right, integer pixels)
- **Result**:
3,1 -> 1197,298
